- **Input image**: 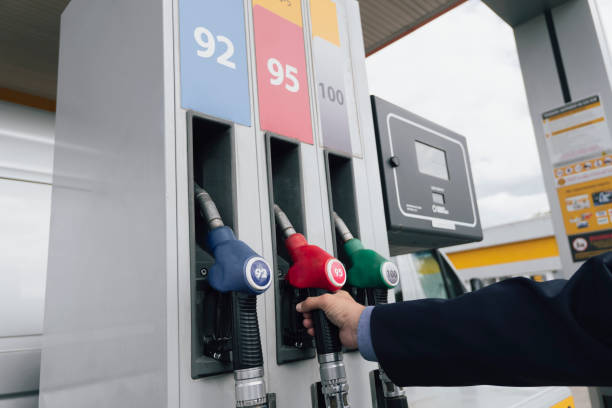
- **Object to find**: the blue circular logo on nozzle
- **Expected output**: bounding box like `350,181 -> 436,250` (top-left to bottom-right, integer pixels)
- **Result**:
245,257 -> 272,293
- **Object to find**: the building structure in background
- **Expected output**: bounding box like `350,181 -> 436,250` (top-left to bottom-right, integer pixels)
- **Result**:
443,214 -> 561,285
0,101 -> 53,407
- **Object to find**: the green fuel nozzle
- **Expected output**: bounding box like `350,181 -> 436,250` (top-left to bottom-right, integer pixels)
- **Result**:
333,212 -> 400,290
334,212 -> 408,406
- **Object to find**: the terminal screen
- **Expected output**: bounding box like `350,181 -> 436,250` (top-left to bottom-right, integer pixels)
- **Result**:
415,141 -> 449,181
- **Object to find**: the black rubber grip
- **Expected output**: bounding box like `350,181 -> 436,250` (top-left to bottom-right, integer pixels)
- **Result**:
372,288 -> 388,305
385,396 -> 409,408
309,289 -> 342,355
231,292 -> 264,370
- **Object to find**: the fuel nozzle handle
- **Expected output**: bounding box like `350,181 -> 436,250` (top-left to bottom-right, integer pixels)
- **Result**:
333,213 -> 399,290
194,184 -> 272,296
274,204 -> 350,407
194,185 -> 272,407
333,213 -> 405,406
273,205 -> 345,353
273,205 -> 347,292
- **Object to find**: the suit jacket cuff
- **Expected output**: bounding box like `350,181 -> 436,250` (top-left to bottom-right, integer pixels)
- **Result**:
358,306 -> 377,361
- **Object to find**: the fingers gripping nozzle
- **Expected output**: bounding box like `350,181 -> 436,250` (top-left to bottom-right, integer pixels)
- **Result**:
195,184 -> 272,295
274,205 -> 347,292
333,213 -> 399,290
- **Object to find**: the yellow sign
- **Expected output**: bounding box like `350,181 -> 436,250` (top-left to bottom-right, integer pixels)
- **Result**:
447,237 -> 559,270
310,0 -> 340,46
555,154 -> 612,261
254,0 -> 303,27
550,396 -> 574,408
556,156 -> 612,236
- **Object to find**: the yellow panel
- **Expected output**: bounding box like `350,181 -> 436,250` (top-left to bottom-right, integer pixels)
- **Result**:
254,0 -> 303,27
310,0 -> 341,46
550,396 -> 574,408
447,237 -> 560,270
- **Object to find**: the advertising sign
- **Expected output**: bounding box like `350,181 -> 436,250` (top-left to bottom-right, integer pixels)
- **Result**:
544,95 -> 612,261
554,156 -> 612,261
542,95 -> 611,166
310,0 -> 352,154
179,0 -> 251,126
253,0 -> 313,144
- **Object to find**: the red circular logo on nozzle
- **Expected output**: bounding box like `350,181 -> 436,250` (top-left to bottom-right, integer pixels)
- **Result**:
325,259 -> 346,289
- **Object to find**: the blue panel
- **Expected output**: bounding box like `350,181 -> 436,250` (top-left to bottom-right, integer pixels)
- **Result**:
179,0 -> 251,126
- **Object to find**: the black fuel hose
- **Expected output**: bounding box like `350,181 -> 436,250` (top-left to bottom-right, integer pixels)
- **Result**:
231,292 -> 264,370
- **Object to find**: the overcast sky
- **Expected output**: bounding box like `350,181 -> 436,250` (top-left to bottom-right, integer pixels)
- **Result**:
366,0 -> 612,228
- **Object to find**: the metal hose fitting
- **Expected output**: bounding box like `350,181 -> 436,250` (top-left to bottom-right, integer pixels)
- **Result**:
379,368 -> 405,399
318,353 -> 350,408
194,183 -> 224,229
273,204 -> 296,239
235,367 -> 268,407
332,212 -> 354,243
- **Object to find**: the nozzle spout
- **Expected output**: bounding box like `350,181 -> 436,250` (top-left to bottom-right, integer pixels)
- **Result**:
333,212 -> 354,243
194,183 -> 225,230
273,204 -> 297,239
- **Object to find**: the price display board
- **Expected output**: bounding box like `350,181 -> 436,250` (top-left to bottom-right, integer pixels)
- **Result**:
179,0 -> 251,126
253,0 -> 313,144
310,0 -> 352,154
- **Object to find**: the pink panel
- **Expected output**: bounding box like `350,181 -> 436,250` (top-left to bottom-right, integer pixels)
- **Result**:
253,5 -> 313,144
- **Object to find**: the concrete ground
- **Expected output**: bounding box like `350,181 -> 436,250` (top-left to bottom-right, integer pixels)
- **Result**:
570,387 -> 592,408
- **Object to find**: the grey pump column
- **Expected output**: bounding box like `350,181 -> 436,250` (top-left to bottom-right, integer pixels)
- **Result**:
483,1 -> 612,406
483,0 -> 612,279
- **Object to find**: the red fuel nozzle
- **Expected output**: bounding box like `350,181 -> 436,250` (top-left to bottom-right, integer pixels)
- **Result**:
274,205 -> 350,407
285,233 -> 346,292
273,205 -> 346,292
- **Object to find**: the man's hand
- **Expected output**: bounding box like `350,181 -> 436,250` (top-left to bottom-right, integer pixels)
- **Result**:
296,290 -> 365,349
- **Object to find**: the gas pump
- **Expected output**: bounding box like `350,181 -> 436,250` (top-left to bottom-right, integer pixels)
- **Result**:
333,213 -> 408,408
273,204 -> 350,408
194,183 -> 273,408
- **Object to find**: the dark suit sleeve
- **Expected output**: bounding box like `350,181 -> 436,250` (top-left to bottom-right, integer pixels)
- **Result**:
371,252 -> 612,386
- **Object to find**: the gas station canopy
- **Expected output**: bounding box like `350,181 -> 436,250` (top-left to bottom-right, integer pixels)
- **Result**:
360,0 -> 466,55
483,0 -> 572,26
0,0 -> 467,103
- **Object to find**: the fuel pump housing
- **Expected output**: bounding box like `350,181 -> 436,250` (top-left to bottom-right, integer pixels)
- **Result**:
371,96 -> 483,255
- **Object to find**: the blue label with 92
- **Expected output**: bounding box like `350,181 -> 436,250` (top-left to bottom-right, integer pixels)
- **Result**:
249,258 -> 271,289
179,0 -> 251,126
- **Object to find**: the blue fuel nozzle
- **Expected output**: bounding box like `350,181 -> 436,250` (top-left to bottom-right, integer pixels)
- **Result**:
207,226 -> 272,295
